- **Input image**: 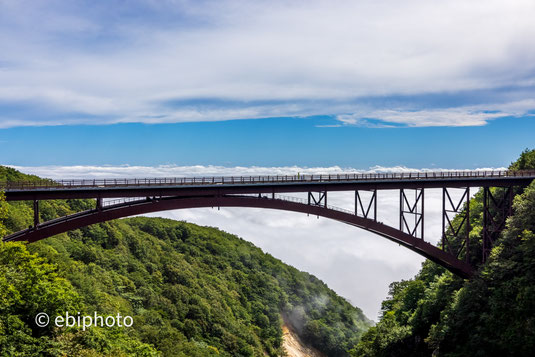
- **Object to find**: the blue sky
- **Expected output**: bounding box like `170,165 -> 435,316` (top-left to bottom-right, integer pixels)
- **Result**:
1,115 -> 534,168
1,0 -> 534,167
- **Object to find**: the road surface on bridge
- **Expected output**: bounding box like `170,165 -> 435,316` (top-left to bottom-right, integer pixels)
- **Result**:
3,170 -> 535,201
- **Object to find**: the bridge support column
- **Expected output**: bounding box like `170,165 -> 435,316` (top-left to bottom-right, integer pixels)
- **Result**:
96,197 -> 103,211
442,187 -> 470,262
400,188 -> 424,239
482,187 -> 513,262
308,191 -> 327,208
33,200 -> 39,228
355,189 -> 377,221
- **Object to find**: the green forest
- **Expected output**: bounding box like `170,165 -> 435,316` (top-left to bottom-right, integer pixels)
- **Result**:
351,149 -> 535,357
1,149 -> 535,356
0,166 -> 371,356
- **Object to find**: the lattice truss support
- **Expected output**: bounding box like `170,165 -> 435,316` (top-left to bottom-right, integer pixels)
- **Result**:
442,187 -> 470,262
33,200 -> 39,228
355,189 -> 377,221
308,191 -> 327,207
482,186 -> 513,262
400,188 -> 424,239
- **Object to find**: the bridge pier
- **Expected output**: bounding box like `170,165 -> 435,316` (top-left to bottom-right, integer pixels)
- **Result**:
308,191 -> 327,208
442,187 -> 470,262
482,187 -> 513,262
33,200 -> 39,229
400,188 -> 424,239
355,189 -> 377,221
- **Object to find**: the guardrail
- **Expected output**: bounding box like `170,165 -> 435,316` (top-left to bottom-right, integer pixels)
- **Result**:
102,197 -> 147,207
100,193 -> 356,215
237,193 -> 356,215
2,170 -> 535,190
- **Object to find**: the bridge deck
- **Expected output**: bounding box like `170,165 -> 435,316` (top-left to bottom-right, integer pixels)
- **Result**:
3,170 -> 535,201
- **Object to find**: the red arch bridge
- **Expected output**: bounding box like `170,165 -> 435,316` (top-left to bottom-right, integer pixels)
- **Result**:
3,170 -> 535,279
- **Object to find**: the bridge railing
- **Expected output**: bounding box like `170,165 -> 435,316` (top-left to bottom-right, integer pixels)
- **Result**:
235,193 -> 356,215
274,194 -> 355,215
2,170 -> 535,190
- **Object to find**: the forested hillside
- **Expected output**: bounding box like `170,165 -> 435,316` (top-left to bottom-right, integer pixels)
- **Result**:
0,166 -> 371,356
351,149 -> 535,357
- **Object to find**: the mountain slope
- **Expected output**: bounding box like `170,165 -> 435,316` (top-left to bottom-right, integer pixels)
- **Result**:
0,166 -> 371,356
351,149 -> 535,357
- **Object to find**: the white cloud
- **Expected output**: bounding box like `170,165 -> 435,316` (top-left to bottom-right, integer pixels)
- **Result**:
337,109 -> 503,127
1,0 -> 535,127
8,163 -> 506,179
336,99 -> 535,127
11,164 -> 500,319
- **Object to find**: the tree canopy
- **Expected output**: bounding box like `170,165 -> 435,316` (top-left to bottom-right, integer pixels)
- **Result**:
351,149 -> 535,357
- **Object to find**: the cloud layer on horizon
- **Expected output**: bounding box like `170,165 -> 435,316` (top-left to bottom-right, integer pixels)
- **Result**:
1,0 -> 535,128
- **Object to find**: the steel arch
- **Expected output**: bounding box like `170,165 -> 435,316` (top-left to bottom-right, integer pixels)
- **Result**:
3,195 -> 474,278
